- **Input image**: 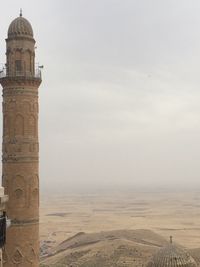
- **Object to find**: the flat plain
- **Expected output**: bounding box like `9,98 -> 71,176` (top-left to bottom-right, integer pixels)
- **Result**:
40,189 -> 200,266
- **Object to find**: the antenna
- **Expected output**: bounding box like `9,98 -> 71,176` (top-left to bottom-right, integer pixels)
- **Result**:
20,8 -> 22,17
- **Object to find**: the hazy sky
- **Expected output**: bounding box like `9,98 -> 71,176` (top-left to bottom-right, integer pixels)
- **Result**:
1,0 -> 200,192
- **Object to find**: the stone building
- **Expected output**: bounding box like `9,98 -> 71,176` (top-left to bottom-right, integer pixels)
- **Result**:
0,12 -> 42,267
147,237 -> 197,267
0,187 -> 8,267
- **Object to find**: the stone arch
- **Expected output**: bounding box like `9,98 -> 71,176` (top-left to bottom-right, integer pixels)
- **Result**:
24,50 -> 32,75
14,114 -> 24,136
8,101 -> 16,111
12,175 -> 26,208
3,115 -> 9,137
34,102 -> 39,113
30,175 -> 39,207
15,49 -> 22,60
15,49 -> 23,74
35,103 -> 39,112
23,101 -> 31,113
27,115 -> 36,136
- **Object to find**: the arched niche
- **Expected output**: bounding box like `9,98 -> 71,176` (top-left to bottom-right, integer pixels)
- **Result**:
15,49 -> 23,74
28,115 -> 36,136
30,175 -> 39,207
24,49 -> 32,75
12,175 -> 26,208
23,101 -> 31,113
3,115 -> 9,137
14,114 -> 24,136
8,101 -> 16,111
34,102 -> 39,113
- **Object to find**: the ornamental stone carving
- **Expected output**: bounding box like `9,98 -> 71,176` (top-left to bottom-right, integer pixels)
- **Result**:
12,249 -> 23,264
27,247 -> 36,263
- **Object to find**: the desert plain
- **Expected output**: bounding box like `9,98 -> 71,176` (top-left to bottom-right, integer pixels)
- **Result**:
40,188 -> 200,266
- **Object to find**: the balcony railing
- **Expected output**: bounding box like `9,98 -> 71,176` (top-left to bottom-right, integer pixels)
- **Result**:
0,68 -> 42,79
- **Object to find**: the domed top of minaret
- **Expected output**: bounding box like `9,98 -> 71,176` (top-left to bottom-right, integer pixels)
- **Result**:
147,237 -> 197,267
8,10 -> 33,39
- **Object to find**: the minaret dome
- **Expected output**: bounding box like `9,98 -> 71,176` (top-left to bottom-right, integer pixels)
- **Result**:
8,14 -> 33,39
147,238 -> 197,267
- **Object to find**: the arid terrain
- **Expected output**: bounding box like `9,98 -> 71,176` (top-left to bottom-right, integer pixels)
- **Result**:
40,189 -> 200,266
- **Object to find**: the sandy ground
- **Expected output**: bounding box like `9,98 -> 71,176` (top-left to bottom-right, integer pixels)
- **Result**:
40,189 -> 200,249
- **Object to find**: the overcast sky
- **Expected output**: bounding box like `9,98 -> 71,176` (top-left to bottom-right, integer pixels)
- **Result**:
1,0 -> 200,192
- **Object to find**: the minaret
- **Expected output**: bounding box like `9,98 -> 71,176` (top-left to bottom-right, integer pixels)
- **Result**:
0,12 -> 41,266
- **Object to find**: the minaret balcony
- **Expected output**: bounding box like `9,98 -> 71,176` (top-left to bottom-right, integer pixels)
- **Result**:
0,68 -> 42,80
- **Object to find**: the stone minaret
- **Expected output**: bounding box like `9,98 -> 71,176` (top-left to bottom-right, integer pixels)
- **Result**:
0,12 -> 41,266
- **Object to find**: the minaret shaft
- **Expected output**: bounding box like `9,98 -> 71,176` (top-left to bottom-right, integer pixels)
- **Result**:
0,15 -> 41,267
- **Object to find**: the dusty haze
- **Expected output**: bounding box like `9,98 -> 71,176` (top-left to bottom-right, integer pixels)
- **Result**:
0,0 -> 200,193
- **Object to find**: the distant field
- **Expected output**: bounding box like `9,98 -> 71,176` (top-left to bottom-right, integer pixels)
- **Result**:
40,189 -> 200,253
